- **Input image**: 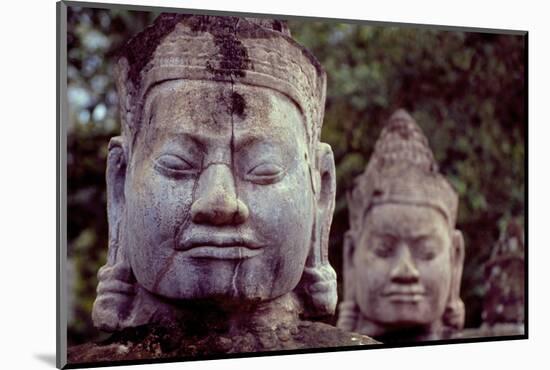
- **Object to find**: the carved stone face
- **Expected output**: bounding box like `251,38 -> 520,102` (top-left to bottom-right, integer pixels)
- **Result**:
353,203 -> 454,328
123,79 -> 315,303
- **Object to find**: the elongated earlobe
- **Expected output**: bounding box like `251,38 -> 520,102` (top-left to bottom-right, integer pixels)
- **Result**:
92,137 -> 136,332
296,143 -> 338,318
337,231 -> 359,331
442,230 -> 465,330
316,143 -> 336,264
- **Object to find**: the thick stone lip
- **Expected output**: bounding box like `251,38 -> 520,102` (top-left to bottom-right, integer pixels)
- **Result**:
384,294 -> 426,304
380,285 -> 428,303
382,289 -> 427,296
177,245 -> 264,259
177,231 -> 264,251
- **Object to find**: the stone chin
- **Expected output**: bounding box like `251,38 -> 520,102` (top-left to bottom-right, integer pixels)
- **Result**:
134,253 -> 308,304
369,299 -> 447,328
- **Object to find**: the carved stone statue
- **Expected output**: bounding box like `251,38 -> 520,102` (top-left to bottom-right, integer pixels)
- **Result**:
68,14 -> 376,363
463,218 -> 524,337
337,109 -> 465,343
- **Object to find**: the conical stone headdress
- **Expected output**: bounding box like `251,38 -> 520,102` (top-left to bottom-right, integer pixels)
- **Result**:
348,109 -> 459,233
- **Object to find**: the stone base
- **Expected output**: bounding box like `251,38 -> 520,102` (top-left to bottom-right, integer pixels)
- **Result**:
68,320 -> 378,365
457,323 -> 525,339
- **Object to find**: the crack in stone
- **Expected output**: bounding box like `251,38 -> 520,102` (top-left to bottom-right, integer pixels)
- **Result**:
229,19 -> 243,300
152,248 -> 178,295
151,173 -> 199,294
229,71 -> 242,300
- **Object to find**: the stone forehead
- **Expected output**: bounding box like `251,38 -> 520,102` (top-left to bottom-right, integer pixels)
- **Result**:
365,202 -> 451,236
348,110 -> 458,231
115,14 -> 326,154
142,80 -> 306,145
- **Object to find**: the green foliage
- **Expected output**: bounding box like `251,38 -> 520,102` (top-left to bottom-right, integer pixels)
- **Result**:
66,6 -> 159,344
66,9 -> 525,344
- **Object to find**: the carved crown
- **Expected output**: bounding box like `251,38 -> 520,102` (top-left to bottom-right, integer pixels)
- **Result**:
114,14 -> 327,154
348,109 -> 459,232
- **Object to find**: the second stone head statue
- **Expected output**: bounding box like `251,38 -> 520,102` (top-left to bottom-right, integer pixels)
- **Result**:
338,110 -> 466,342
92,14 -> 339,332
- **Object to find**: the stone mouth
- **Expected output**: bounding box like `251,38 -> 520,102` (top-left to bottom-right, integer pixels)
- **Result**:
176,232 -> 264,259
382,287 -> 426,303
384,294 -> 425,304
177,245 -> 264,259
178,232 -> 263,249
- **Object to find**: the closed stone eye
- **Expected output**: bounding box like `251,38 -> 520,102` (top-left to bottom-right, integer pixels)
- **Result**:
374,245 -> 394,258
154,154 -> 196,177
246,163 -> 285,184
373,240 -> 395,258
415,243 -> 437,261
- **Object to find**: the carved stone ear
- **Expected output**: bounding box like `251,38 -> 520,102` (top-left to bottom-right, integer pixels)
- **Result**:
105,136 -> 127,263
92,136 -> 136,332
295,143 -> 337,318
299,264 -> 337,318
336,231 -> 359,331
316,142 -> 336,264
442,230 -> 465,330
342,231 -> 356,302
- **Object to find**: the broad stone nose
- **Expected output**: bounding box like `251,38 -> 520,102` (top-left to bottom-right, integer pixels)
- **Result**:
390,245 -> 420,284
191,163 -> 249,226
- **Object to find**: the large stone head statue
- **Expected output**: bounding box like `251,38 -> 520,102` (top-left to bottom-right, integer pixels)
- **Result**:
92,14 -> 337,332
337,110 -> 465,341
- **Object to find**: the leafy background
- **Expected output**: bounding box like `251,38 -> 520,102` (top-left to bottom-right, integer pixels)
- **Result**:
66,6 -> 525,345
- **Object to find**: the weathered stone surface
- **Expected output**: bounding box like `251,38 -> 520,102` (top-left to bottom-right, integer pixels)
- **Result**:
337,110 -> 465,342
481,218 -> 525,327
458,323 -> 524,339
69,13 -> 376,363
68,319 -> 378,364
450,219 -> 525,341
